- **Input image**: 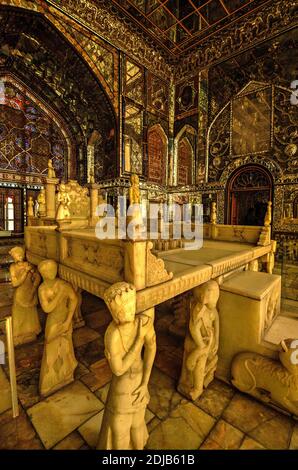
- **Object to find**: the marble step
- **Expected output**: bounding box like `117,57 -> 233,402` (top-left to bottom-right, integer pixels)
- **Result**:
263,314 -> 298,346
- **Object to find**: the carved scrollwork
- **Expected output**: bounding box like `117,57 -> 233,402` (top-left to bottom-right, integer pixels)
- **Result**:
146,241 -> 173,287
274,88 -> 298,172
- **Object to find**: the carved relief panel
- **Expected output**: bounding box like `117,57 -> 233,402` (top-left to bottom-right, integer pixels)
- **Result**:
147,72 -> 169,116
175,77 -> 198,120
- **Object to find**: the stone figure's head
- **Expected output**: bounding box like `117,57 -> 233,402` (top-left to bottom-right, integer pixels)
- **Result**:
279,338 -> 298,375
9,246 -> 25,262
193,280 -> 219,309
38,259 -> 58,281
104,282 -> 136,324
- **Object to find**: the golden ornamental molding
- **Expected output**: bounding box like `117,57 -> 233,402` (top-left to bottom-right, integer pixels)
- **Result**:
46,0 -> 173,80
175,0 -> 297,81
1,0 -> 295,84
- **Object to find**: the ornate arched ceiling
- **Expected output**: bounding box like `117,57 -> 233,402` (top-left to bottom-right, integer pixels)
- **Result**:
0,6 -> 118,181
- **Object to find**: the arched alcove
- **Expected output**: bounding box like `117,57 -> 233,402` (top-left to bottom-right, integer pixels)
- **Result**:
147,124 -> 168,185
177,137 -> 193,186
226,164 -> 273,226
0,6 -> 117,183
174,125 -> 196,186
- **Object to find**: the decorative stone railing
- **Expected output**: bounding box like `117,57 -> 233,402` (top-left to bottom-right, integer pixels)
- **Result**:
151,222 -> 270,253
25,226 -> 174,293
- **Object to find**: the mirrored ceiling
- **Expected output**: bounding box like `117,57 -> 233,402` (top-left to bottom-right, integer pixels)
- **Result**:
111,0 -> 269,54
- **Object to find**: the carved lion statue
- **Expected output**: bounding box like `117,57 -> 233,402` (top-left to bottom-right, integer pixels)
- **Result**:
231,339 -> 298,417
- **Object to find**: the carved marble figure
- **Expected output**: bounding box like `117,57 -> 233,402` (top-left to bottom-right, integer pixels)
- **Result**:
129,174 -> 140,205
37,188 -> 46,217
27,196 -> 34,217
231,339 -> 298,417
47,158 -> 56,178
97,282 -> 156,450
56,183 -> 71,220
38,259 -> 78,396
178,280 -> 220,401
9,246 -> 41,346
127,174 -> 145,239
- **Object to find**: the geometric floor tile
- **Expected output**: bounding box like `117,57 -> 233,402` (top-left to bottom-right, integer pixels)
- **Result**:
248,414 -> 294,450
200,420 -> 243,450
78,410 -> 104,448
148,368 -> 184,419
16,368 -> 40,409
78,408 -> 156,448
239,436 -> 265,450
147,402 -> 215,450
27,381 -> 104,449
194,379 -> 234,419
0,408 -> 43,450
73,327 -> 100,348
222,393 -> 277,433
53,431 -> 85,450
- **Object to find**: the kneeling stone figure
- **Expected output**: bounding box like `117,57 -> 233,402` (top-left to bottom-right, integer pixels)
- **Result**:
231,338 -> 298,417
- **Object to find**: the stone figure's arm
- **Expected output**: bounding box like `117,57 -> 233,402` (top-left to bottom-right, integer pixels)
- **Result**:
38,286 -> 62,313
140,326 -> 156,388
189,314 -> 205,349
213,312 -> 219,351
10,265 -> 29,287
107,320 -> 143,377
64,286 -> 78,328
132,324 -> 156,405
140,328 -> 156,382
32,271 -> 41,289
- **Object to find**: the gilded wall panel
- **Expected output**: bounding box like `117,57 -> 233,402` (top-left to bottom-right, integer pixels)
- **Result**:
147,73 -> 169,117
123,101 -> 143,175
124,59 -> 144,106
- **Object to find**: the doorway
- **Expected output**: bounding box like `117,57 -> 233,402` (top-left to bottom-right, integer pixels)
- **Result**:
227,165 -> 272,226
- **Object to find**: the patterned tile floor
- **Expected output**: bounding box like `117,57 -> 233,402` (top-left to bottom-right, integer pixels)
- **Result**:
0,288 -> 297,450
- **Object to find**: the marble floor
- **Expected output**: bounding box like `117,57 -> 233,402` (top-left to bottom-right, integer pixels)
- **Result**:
0,288 -> 298,451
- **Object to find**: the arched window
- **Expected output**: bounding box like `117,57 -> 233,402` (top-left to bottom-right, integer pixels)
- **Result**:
178,138 -> 192,186
147,126 -> 167,185
5,196 -> 14,231
0,79 -> 69,179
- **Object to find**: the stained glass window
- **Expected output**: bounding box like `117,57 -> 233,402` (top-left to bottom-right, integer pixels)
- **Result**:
0,81 -> 68,179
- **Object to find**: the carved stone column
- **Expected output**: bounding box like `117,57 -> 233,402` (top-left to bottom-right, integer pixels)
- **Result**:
248,259 -> 259,272
88,184 -> 100,227
45,177 -> 59,219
